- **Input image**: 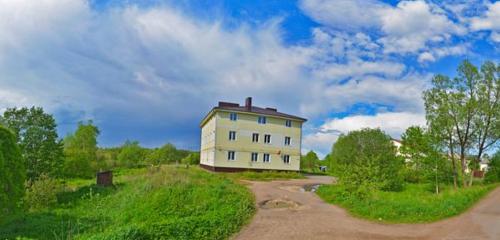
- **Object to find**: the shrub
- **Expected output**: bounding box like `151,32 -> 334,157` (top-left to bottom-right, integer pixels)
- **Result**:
23,174 -> 61,211
0,126 -> 25,214
485,151 -> 500,183
331,128 -> 404,195
181,152 -> 200,166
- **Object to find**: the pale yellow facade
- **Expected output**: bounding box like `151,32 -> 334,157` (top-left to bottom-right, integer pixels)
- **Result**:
200,110 -> 304,171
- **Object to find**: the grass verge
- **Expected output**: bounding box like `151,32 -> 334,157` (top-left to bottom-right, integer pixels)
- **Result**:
0,166 -> 255,240
316,183 -> 498,223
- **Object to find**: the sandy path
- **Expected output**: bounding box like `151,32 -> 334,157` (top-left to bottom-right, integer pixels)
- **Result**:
234,176 -> 500,240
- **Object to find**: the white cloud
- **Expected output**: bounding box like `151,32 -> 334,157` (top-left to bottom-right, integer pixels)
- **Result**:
470,1 -> 500,42
303,111 -> 426,155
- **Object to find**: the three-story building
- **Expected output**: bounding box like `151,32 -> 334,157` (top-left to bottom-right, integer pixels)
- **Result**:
199,97 -> 306,172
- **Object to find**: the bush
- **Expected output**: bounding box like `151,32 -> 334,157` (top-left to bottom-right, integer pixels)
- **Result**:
331,128 -> 404,195
23,174 -> 61,211
181,152 -> 200,166
0,126 -> 25,214
485,152 -> 500,183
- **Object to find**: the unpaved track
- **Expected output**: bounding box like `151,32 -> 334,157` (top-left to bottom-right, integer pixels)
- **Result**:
234,176 -> 500,240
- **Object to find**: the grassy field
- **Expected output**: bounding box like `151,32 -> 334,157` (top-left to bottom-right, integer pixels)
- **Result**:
0,166 -> 255,240
316,183 -> 498,223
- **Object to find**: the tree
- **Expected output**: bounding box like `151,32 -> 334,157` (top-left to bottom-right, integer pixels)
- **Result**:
146,143 -> 183,165
0,126 -> 25,214
424,60 -> 499,187
401,126 -> 452,194
118,140 -> 145,167
331,128 -> 404,195
181,152 -> 200,167
301,150 -> 319,172
2,107 -> 63,180
63,121 -> 100,178
485,151 -> 500,183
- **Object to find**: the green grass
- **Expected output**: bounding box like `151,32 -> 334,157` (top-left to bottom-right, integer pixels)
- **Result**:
224,170 -> 305,181
316,183 -> 498,223
0,166 -> 255,240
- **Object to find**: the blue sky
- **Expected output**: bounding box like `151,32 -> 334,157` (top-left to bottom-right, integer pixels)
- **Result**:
1,0 -> 499,156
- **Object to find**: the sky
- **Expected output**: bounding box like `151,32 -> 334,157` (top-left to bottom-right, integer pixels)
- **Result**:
0,0 -> 499,157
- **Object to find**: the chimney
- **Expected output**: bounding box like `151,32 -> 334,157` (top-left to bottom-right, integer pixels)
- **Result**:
245,97 -> 252,111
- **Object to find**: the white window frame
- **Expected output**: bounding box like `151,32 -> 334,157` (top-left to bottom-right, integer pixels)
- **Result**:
263,153 -> 271,163
258,116 -> 267,124
285,120 -> 292,127
252,133 -> 259,143
284,136 -> 291,146
264,134 -> 271,144
229,131 -> 236,141
230,112 -> 237,121
228,151 -> 236,161
283,155 -> 290,164
251,152 -> 258,162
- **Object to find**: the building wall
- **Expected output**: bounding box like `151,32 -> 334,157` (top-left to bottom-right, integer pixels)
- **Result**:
200,113 -> 216,166
204,110 -> 302,171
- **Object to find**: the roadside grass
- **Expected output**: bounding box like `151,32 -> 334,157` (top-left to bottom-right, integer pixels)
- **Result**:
316,183 -> 498,223
0,166 -> 255,240
224,170 -> 305,181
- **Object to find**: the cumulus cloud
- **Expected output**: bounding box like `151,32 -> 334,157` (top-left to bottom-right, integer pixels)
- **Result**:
470,1 -> 500,42
303,112 -> 426,155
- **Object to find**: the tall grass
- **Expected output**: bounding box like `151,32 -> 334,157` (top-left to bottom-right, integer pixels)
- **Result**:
224,170 -> 305,181
317,183 -> 497,223
0,166 -> 255,240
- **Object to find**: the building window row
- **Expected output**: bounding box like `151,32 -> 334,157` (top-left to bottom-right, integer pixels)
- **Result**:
227,151 -> 290,164
228,112 -> 293,127
230,131 -> 290,145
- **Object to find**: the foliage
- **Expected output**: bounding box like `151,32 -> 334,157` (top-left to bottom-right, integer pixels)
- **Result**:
63,121 -> 100,178
423,60 -> 499,187
181,152 -> 200,166
0,166 -> 255,240
117,140 -> 146,167
317,183 -> 497,223
331,128 -> 404,195
485,151 -> 500,183
300,150 -> 319,172
146,143 -> 189,165
401,126 -> 453,193
0,126 -> 25,214
2,107 -> 64,180
225,170 -> 304,181
23,174 -> 61,211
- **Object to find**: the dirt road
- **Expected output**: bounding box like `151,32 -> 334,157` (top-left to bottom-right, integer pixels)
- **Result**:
234,176 -> 500,240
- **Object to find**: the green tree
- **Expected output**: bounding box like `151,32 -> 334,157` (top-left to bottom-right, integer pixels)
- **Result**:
2,107 -> 63,180
63,121 -> 100,178
424,60 -> 499,187
146,143 -> 182,165
331,128 -> 404,195
0,126 -> 26,214
485,151 -> 500,183
181,152 -> 200,167
301,150 -> 319,172
118,140 -> 145,167
401,126 -> 452,194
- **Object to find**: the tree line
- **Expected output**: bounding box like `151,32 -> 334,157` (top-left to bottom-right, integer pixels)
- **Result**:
327,60 -> 499,196
0,108 -> 198,214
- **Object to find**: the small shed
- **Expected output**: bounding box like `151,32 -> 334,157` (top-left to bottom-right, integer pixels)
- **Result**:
96,170 -> 113,186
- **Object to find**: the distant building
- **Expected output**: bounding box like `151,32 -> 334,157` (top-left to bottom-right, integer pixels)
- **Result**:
199,97 -> 307,172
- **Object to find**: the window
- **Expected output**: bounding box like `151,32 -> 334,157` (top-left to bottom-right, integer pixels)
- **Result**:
252,133 -> 259,142
230,112 -> 237,121
229,131 -> 236,141
258,116 -> 266,124
264,134 -> 271,144
251,152 -> 258,162
283,155 -> 290,164
284,136 -> 291,146
263,153 -> 270,163
285,120 -> 292,127
228,151 -> 235,161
